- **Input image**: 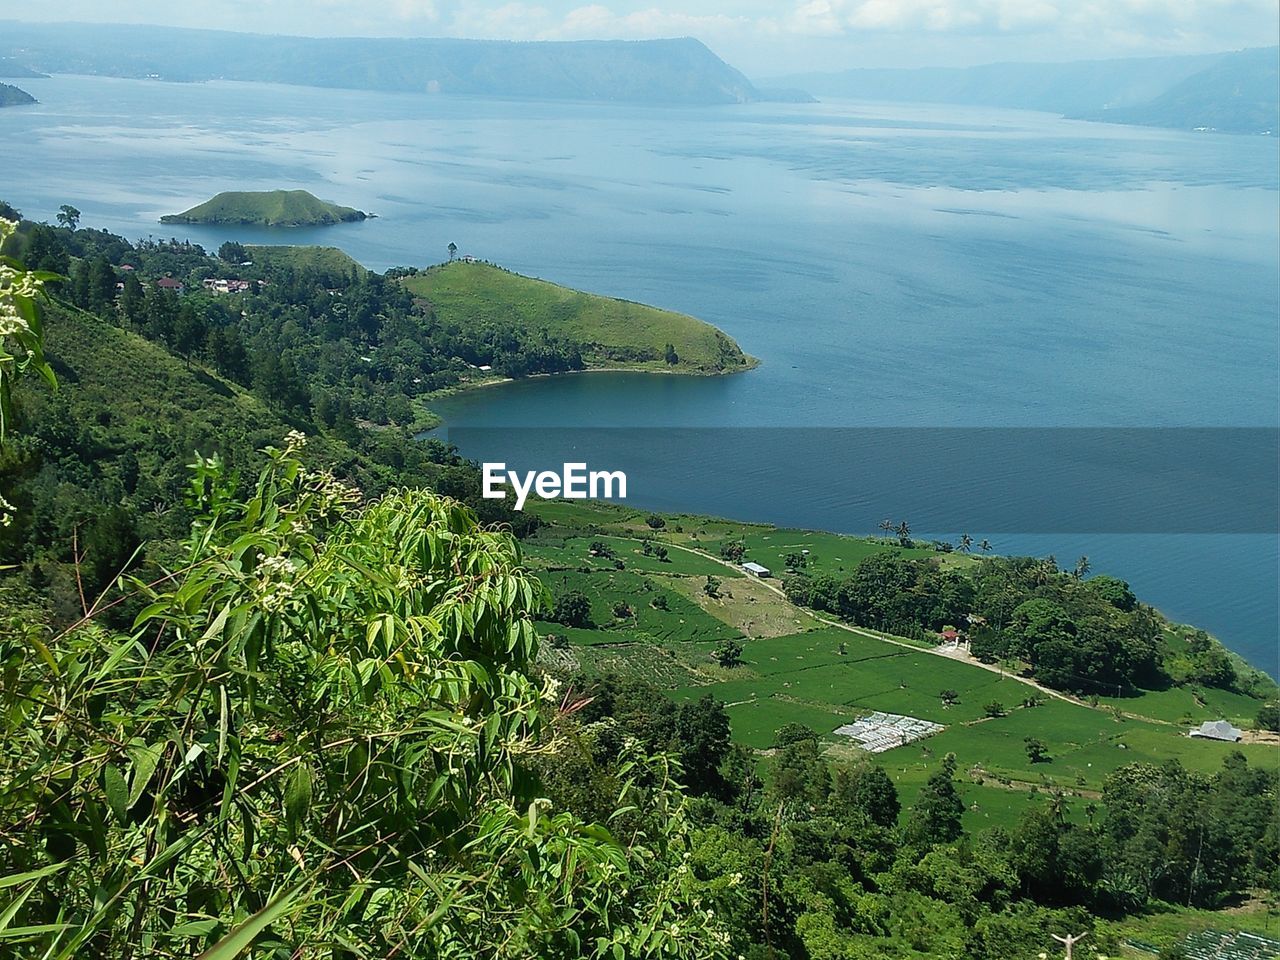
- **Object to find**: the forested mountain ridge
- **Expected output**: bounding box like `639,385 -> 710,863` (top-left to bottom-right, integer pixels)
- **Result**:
766,47 -> 1280,133
0,22 -> 762,104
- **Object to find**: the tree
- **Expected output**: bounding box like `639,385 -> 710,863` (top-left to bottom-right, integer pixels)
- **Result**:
118,272 -> 145,326
1073,556 -> 1090,579
552,589 -> 593,628
895,520 -> 912,546
1256,703 -> 1280,732
645,513 -> 665,529
448,241 -> 458,260
940,689 -> 960,706
664,342 -> 679,365
674,695 -> 733,797
173,302 -> 208,364
983,700 -> 1005,718
719,540 -> 745,563
830,763 -> 900,828
903,753 -> 964,848
704,575 -> 721,598
218,239 -> 248,263
772,736 -> 830,809
980,539 -> 992,553
56,203 -> 80,229
959,533 -> 973,553
1024,737 -> 1050,763
878,518 -> 894,538
713,638 -> 744,668
0,450 -> 731,957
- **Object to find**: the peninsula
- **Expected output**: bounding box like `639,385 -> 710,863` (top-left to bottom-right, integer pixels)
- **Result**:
403,260 -> 757,375
160,189 -> 368,227
0,82 -> 36,107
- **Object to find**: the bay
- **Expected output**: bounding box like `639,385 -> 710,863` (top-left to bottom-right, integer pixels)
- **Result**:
2,74 -> 1276,673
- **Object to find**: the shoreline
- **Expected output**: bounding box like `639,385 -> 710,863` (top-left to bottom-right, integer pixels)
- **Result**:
419,356 -> 760,422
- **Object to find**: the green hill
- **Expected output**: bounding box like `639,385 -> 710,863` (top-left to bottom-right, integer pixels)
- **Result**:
403,261 -> 756,375
161,189 -> 368,227
244,243 -> 367,276
0,82 -> 35,107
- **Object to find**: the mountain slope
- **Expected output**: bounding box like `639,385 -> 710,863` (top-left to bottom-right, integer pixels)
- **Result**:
764,48 -> 1279,133
1078,46 -> 1280,133
403,261 -> 757,375
0,22 -> 761,104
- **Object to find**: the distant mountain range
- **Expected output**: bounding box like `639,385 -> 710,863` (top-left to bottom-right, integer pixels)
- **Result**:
765,47 -> 1280,134
0,82 -> 35,107
0,21 -> 761,105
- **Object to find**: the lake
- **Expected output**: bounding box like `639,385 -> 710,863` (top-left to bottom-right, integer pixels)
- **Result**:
2,74 -> 1276,673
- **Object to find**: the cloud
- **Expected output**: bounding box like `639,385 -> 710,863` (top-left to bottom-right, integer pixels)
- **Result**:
544,4 -> 757,40
780,0 -> 1275,40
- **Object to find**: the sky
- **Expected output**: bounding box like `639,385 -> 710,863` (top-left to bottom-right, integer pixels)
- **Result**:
12,0 -> 1279,75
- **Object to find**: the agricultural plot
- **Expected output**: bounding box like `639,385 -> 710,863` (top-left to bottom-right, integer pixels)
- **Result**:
539,569 -> 743,645
1098,684 -> 1267,726
664,574 -> 822,639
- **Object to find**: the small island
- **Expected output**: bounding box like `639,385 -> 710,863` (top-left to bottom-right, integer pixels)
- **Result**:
0,83 -> 37,108
160,189 -> 369,227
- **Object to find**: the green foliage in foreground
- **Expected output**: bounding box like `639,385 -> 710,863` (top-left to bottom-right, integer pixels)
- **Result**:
403,261 -> 756,374
0,446 -> 728,958
160,190 -> 368,227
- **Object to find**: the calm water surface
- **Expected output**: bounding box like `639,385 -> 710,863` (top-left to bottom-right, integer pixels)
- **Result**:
3,75 -> 1276,672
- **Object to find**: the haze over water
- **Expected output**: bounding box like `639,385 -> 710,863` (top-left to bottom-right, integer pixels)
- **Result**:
3,74 -> 1277,672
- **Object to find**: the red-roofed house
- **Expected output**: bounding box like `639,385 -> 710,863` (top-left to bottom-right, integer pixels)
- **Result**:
156,277 -> 184,292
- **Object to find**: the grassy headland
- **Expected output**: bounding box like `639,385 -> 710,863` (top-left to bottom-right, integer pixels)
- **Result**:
161,189 -> 368,226
403,261 -> 756,376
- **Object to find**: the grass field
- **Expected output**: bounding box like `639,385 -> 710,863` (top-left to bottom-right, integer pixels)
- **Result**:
403,261 -> 756,374
523,500 -> 1279,830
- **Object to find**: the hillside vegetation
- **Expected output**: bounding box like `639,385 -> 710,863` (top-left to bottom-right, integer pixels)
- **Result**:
0,23 -> 762,104
161,189 -> 368,227
243,242 -> 367,275
404,261 -> 756,375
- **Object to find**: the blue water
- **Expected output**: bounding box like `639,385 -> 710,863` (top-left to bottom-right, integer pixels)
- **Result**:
2,75 -> 1276,672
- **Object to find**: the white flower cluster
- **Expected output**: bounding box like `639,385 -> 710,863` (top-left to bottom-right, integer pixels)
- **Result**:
0,491 -> 14,528
283,429 -> 308,455
0,221 -> 42,338
256,552 -> 297,613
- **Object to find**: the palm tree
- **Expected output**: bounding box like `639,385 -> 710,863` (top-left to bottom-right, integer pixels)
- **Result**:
1074,556 -> 1090,579
959,533 -> 973,553
878,518 -> 894,539
447,241 -> 458,261
979,539 -> 992,553
895,520 -> 911,546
